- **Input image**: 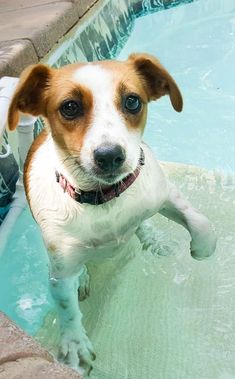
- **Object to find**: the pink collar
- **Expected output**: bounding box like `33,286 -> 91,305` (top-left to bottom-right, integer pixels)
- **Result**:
56,148 -> 145,205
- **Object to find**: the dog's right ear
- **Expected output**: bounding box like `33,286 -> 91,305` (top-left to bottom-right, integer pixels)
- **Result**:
128,53 -> 183,112
8,64 -> 52,131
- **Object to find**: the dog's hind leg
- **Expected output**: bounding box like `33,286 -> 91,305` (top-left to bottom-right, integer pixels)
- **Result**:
78,265 -> 90,301
49,273 -> 95,375
158,183 -> 217,260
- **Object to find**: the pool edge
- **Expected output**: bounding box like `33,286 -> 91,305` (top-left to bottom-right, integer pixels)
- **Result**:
0,0 -> 100,78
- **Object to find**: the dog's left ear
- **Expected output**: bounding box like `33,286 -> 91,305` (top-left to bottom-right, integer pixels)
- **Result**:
128,53 -> 183,112
8,64 -> 52,131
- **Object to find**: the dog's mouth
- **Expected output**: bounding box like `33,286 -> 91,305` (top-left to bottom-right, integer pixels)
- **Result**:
71,158 -> 128,187
92,170 -> 129,186
89,148 -> 144,187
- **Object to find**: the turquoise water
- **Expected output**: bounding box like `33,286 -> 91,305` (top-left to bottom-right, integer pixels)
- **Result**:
119,0 -> 235,174
0,0 -> 235,378
0,209 -> 50,334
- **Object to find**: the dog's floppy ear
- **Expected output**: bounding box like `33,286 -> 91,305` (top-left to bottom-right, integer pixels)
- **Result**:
8,64 -> 52,130
128,53 -> 183,112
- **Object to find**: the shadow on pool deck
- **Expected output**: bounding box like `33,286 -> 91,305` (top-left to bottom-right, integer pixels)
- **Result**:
0,0 -> 99,77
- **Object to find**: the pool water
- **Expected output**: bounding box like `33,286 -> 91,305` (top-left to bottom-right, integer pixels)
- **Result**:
0,0 -> 235,378
118,0 -> 235,174
0,209 -> 51,335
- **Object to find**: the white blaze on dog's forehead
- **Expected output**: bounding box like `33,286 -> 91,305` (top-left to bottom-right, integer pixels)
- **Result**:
72,64 -> 123,132
73,64 -> 114,98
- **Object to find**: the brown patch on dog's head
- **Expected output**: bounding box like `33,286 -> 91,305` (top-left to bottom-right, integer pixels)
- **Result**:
44,67 -> 94,155
128,52 -> 183,112
7,62 -> 94,156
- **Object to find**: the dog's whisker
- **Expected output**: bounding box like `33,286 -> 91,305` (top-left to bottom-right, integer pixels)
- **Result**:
62,157 -> 77,167
98,182 -> 104,197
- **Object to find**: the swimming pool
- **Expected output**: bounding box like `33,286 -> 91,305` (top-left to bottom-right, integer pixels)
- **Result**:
119,0 -> 235,173
0,0 -> 235,378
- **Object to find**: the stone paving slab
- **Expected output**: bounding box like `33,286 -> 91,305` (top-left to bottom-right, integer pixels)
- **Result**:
0,40 -> 38,77
0,0 -> 68,12
0,357 -> 82,379
0,0 -> 98,77
0,312 -> 53,364
0,312 -> 82,378
75,0 -> 98,18
0,2 -> 78,59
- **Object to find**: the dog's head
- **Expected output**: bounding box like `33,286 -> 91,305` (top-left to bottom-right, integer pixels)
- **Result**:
8,53 -> 182,187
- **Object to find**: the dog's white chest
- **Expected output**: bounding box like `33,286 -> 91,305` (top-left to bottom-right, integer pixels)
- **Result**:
29,143 -> 168,273
69,194 -> 153,250
64,147 -> 168,250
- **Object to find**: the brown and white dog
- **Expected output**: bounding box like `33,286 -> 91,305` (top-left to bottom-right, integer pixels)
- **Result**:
8,53 -> 216,374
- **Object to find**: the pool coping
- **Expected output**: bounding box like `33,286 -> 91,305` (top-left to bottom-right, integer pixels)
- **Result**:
0,0 -> 100,78
0,311 -> 82,378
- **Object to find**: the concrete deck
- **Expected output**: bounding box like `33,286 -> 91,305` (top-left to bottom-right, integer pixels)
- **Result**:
0,0 -> 98,77
0,311 -> 82,378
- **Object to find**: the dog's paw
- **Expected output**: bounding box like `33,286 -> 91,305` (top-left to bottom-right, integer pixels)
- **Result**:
136,222 -> 174,257
58,327 -> 95,375
78,266 -> 90,301
140,235 -> 171,256
190,224 -> 217,260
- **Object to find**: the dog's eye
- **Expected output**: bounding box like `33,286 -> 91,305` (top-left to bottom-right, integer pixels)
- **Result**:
124,95 -> 142,114
59,100 -> 83,120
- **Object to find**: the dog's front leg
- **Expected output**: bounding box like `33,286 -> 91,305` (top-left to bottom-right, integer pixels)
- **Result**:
159,183 -> 217,259
49,273 -> 95,375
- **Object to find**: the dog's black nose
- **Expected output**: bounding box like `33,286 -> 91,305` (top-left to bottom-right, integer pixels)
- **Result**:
94,145 -> 126,172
